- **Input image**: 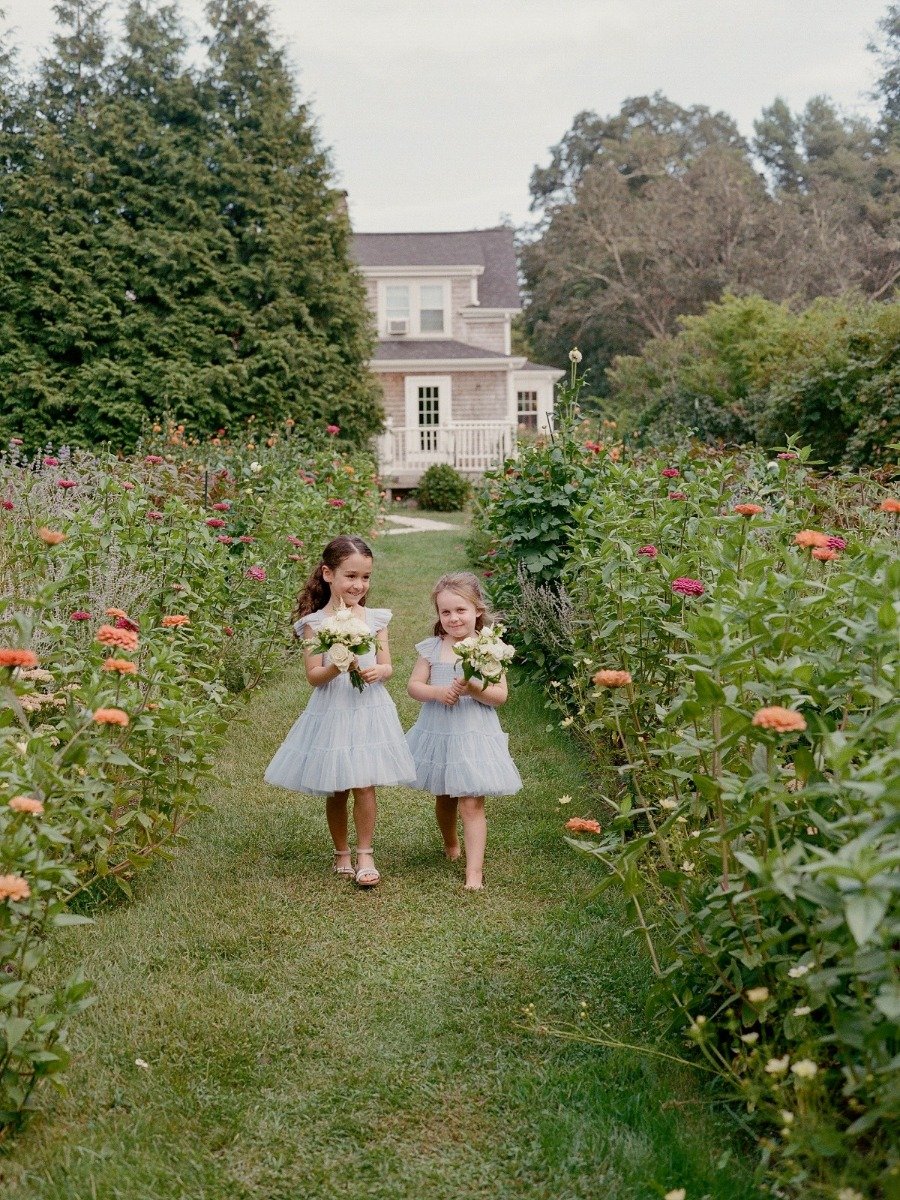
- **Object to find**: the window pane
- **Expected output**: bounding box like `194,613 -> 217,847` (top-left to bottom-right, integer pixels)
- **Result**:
517,390 -> 538,429
419,284 -> 444,332
386,285 -> 409,317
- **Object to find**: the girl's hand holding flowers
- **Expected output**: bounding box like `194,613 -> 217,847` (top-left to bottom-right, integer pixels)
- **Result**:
452,626 -> 515,688
306,601 -> 378,692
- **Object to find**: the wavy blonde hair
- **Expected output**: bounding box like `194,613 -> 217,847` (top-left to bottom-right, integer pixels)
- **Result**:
430,572 -> 492,636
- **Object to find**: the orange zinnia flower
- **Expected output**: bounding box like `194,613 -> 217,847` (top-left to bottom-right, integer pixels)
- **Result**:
566,817 -> 602,834
102,657 -> 138,674
812,548 -> 837,561
105,607 -> 129,619
794,530 -> 829,549
96,625 -> 140,651
93,707 -> 129,727
0,874 -> 31,902
0,648 -> 38,669
38,527 -> 66,545
593,670 -> 633,688
734,504 -> 764,517
9,796 -> 44,815
752,706 -> 807,733
879,498 -> 900,513
161,614 -> 190,627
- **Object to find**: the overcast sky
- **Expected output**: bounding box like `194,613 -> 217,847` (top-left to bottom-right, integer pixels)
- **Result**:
0,1 -> 891,231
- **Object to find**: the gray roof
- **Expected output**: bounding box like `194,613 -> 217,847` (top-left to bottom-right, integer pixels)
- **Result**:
520,359 -> 565,375
352,228 -> 520,309
372,339 -> 512,363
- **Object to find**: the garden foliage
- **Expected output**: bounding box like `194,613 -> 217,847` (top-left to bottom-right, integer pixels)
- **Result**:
0,427 -> 380,1124
415,463 -> 471,512
472,385 -> 898,1197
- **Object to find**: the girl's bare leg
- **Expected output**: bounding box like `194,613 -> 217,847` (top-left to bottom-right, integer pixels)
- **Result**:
458,795 -> 487,889
434,794 -> 461,859
325,791 -> 352,873
352,786 -> 377,874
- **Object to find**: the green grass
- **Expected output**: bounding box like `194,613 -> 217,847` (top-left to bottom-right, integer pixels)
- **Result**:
0,528 -> 763,1200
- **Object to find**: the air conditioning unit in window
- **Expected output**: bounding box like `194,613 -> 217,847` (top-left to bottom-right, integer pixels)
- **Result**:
387,318 -> 409,336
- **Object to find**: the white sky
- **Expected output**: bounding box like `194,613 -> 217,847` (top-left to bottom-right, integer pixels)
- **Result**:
0,1 -> 890,232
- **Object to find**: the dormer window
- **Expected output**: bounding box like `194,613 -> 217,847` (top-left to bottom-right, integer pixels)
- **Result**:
419,285 -> 445,333
379,280 -> 448,337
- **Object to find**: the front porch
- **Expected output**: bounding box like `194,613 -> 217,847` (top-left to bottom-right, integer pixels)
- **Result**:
375,419 -> 517,487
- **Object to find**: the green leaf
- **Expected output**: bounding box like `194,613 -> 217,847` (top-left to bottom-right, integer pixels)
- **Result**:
843,892 -> 889,946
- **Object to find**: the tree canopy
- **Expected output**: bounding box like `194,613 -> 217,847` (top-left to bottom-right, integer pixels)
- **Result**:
0,0 -> 381,449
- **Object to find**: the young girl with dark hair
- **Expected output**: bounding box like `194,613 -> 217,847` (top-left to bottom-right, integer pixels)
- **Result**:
406,572 -> 522,890
264,535 -> 416,887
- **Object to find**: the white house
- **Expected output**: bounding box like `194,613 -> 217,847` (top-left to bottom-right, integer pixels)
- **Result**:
352,227 -> 563,485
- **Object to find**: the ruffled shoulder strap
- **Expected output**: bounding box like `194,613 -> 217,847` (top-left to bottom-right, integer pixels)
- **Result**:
367,607 -> 393,632
414,636 -> 441,662
293,608 -> 325,637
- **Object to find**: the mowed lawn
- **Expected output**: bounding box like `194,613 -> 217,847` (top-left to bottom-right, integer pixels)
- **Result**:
0,526 -> 762,1200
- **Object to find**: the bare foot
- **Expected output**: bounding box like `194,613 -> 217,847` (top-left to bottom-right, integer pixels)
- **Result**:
464,873 -> 483,891
444,843 -> 461,861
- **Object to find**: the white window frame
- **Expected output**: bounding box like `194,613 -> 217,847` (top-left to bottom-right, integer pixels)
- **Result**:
404,375 -> 452,431
379,280 -> 449,338
517,389 -> 539,430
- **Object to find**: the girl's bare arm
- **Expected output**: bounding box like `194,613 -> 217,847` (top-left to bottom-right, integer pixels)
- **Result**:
462,675 -> 508,707
358,628 -> 392,684
302,624 -> 343,687
407,655 -> 461,706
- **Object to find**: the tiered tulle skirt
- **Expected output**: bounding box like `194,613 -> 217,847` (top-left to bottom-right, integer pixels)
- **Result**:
406,696 -> 523,797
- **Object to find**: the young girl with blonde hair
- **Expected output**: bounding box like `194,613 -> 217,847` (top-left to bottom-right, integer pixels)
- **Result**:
406,572 -> 522,890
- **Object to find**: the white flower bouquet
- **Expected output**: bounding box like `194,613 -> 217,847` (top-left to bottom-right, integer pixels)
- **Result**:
306,602 -> 377,691
452,625 -> 515,687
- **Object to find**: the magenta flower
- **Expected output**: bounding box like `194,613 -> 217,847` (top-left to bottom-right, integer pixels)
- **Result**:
1,500 -> 13,511
217,535 -> 233,544
328,498 -> 346,508
145,455 -> 164,465
70,610 -> 92,621
326,424 -> 340,436
57,479 -> 78,489
672,577 -> 705,597
827,535 -> 847,551
287,535 -> 304,547
777,452 -> 798,461
224,626 -> 234,637
212,502 -> 231,512
121,482 -> 135,491
661,468 -> 680,479
239,535 -> 255,544
205,518 -> 226,529
668,491 -> 687,501
146,509 -> 164,521
114,616 -> 140,632
245,566 -> 266,582
638,545 -> 658,558
43,456 -> 60,467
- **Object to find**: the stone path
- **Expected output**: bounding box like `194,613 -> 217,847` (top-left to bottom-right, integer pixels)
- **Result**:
382,514 -> 460,535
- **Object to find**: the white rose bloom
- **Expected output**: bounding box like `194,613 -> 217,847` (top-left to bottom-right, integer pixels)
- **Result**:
328,644 -> 354,672
480,660 -> 503,681
250,461 -> 262,474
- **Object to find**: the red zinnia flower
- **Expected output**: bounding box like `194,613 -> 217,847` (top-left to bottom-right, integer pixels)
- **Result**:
826,536 -> 846,551
70,610 -> 92,621
146,510 -> 164,521
212,502 -> 231,512
662,467 -> 680,478
326,424 -> 340,436
668,491 -> 687,501
328,498 -> 346,508
672,577 -> 705,597
245,566 -> 266,581
114,616 -> 140,633
205,518 -> 226,529
145,455 -> 164,465
224,626 -> 234,637
1,500 -> 13,510
57,479 -> 78,489
43,456 -> 60,466
637,545 -> 657,558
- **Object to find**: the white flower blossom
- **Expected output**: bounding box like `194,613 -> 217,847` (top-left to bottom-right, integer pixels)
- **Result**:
557,795 -> 572,806
765,1055 -> 790,1074
134,1058 -> 149,1069
659,798 -> 678,810
569,348 -> 583,363
740,1032 -> 759,1044
560,716 -> 573,727
791,1059 -> 818,1079
788,964 -> 811,979
792,1006 -> 811,1017
747,987 -> 770,1003
837,1189 -> 864,1200
664,1190 -> 686,1200
250,461 -> 263,474
780,1110 -> 794,1125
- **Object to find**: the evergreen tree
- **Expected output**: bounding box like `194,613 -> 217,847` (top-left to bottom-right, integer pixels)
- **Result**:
873,3 -> 900,140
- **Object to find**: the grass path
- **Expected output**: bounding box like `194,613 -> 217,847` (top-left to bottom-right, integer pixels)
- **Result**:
1,529 -> 761,1200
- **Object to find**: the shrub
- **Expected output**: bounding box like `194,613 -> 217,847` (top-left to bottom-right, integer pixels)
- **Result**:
415,463 -> 471,512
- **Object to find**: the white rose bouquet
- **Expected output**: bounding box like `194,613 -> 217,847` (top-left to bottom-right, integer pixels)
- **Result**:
452,625 -> 515,688
306,602 -> 377,692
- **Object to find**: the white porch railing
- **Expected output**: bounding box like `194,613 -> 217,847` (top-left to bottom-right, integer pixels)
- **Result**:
376,421 -> 517,475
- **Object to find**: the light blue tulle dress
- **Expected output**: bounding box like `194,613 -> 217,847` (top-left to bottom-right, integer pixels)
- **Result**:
264,607 -> 417,796
406,636 -> 523,798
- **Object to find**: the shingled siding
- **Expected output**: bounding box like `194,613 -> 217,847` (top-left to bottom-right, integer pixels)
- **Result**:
449,278 -> 474,340
460,319 -> 507,354
374,370 -> 509,425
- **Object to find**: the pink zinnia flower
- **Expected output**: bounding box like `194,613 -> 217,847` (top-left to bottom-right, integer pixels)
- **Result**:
777,452 -> 798,461
668,491 -> 687,501
827,536 -> 847,551
224,626 -> 234,637
287,536 -> 304,547
672,577 -> 705,597
1,500 -> 13,510
637,545 -> 658,558
114,616 -> 140,633
145,455 -> 164,465
70,610 -> 92,621
662,467 -> 680,478
57,479 -> 78,489
9,437 -> 23,446
205,518 -> 226,529
217,535 -> 233,544
146,510 -> 164,521
326,424 -> 340,436
245,566 -> 266,581
212,502 -> 231,512
328,498 -> 346,508
43,456 -> 60,466
121,482 -> 135,490
239,535 -> 255,544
